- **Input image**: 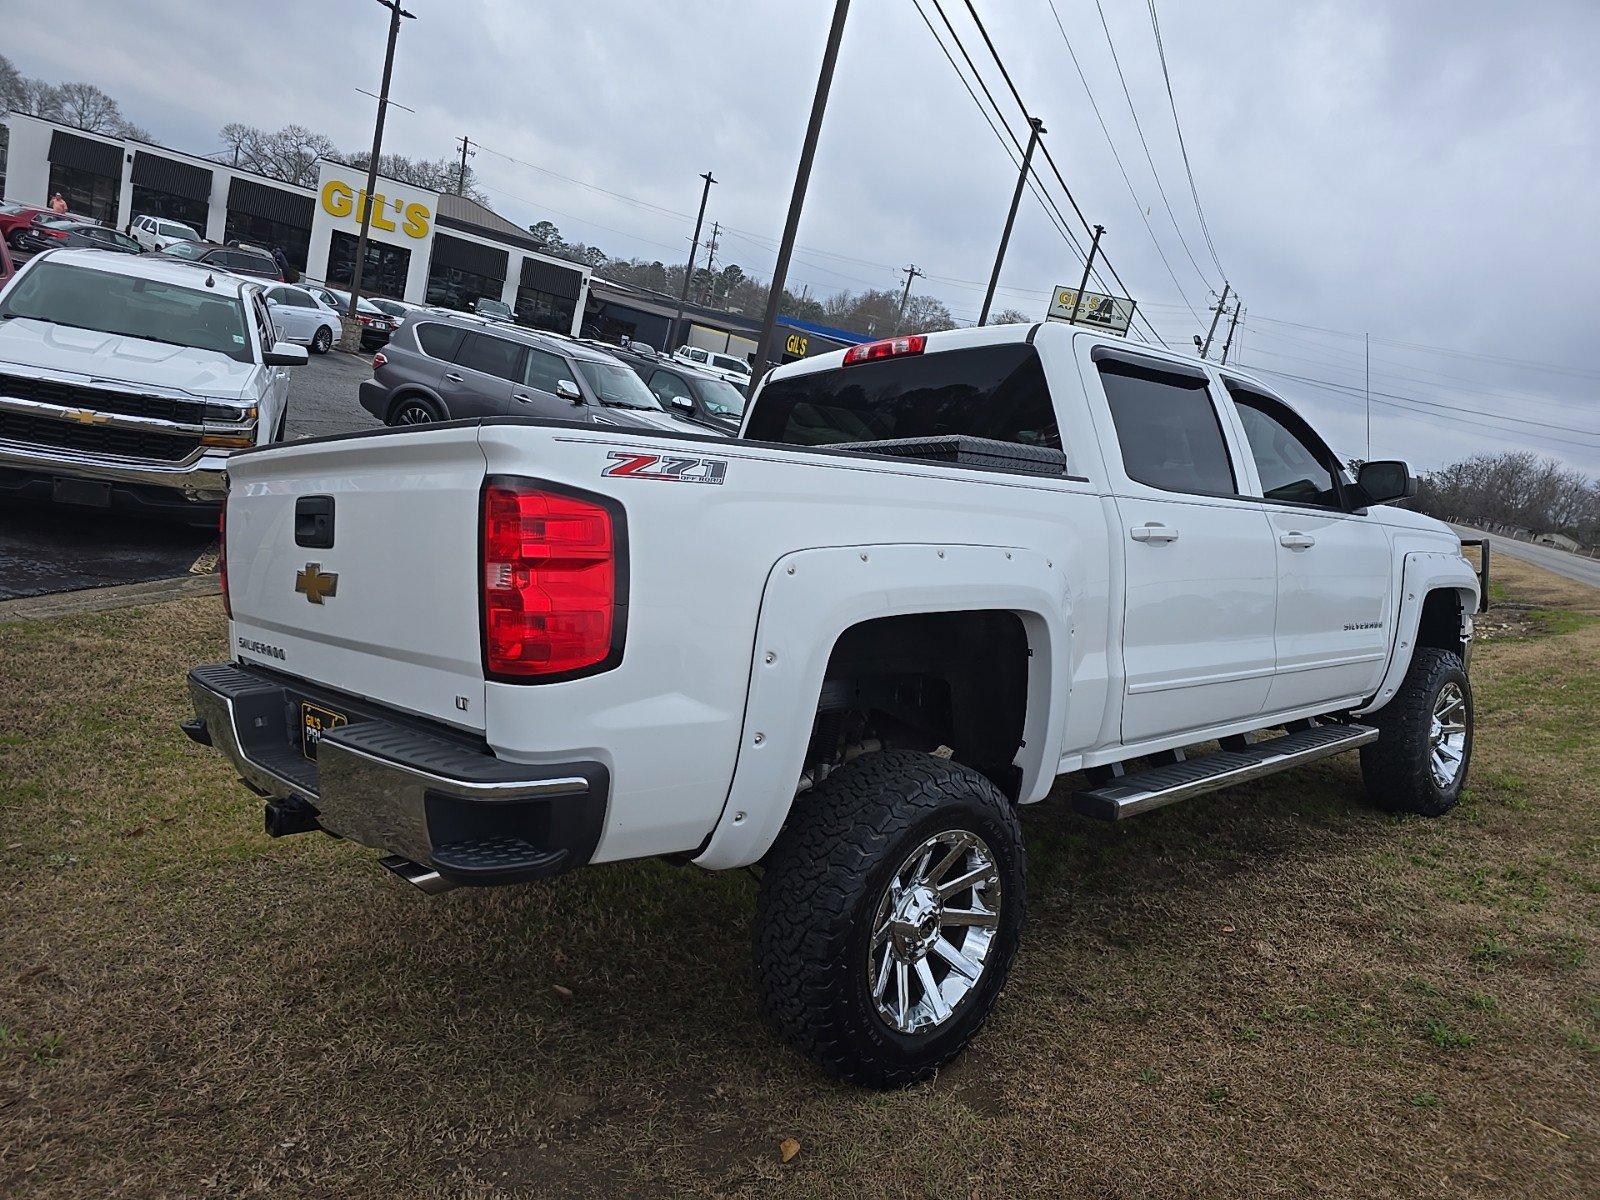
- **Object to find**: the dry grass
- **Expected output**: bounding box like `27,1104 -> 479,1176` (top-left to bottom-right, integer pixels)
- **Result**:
1,556 -> 1596,1198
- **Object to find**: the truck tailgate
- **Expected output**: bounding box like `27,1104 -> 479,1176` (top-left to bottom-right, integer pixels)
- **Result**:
224,425 -> 488,732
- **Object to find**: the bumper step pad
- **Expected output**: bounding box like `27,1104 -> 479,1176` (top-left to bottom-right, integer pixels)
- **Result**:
1074,722 -> 1378,821
430,836 -> 568,883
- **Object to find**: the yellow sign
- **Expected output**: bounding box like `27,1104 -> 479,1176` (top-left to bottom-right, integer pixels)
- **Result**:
784,332 -> 809,357
320,180 -> 430,239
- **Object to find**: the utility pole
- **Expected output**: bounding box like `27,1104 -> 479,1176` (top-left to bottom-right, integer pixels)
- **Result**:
668,171 -> 715,352
1364,331 -> 1372,460
896,264 -> 924,331
343,0 -> 414,350
1219,302 -> 1242,364
752,0 -> 850,384
1199,281 -> 1231,358
701,221 -> 721,303
455,135 -> 475,195
1067,224 -> 1106,325
980,116 -> 1045,325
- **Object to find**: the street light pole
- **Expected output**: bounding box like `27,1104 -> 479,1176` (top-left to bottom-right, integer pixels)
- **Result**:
668,171 -> 716,353
342,0 -> 414,351
979,116 -> 1044,325
752,0 -> 851,385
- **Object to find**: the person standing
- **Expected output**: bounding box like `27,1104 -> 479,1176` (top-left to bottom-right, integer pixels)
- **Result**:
271,244 -> 292,282
49,193 -> 68,214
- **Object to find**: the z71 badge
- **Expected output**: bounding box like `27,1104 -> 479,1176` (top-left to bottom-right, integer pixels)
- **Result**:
603,451 -> 728,485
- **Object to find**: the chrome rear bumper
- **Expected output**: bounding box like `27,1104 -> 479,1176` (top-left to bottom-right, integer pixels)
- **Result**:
185,662 -> 607,886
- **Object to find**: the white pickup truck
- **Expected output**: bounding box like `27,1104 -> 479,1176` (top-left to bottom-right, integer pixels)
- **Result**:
185,322 -> 1482,1086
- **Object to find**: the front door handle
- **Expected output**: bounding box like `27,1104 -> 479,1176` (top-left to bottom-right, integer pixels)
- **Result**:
1279,532 -> 1316,550
443,372 -> 464,383
1130,523 -> 1179,543
512,392 -> 534,403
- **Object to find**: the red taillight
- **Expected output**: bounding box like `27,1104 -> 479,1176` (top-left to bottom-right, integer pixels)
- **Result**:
44,228 -> 68,240
843,334 -> 926,366
356,314 -> 373,325
218,500 -> 230,618
481,478 -> 622,679
371,351 -> 386,369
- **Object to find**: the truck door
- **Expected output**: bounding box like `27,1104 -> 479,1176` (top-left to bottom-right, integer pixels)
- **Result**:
1225,386 -> 1393,711
1090,353 -> 1279,745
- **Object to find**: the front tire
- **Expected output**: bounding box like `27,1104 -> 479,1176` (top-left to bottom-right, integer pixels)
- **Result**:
754,750 -> 1026,1088
1360,647 -> 1472,816
311,326 -> 332,354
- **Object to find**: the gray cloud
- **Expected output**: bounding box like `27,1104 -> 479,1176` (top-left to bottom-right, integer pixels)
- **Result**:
7,0 -> 1596,473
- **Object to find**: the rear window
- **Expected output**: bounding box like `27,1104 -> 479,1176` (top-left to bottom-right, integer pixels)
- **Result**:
746,344 -> 1060,448
415,321 -> 464,360
1097,358 -> 1235,497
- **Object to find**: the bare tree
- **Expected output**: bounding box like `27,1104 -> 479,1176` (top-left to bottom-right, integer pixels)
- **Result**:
1414,450 -> 1599,546
213,124 -> 339,187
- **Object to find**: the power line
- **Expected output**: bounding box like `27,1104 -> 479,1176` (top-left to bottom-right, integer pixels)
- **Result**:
1146,0 -> 1226,278
1091,0 -> 1213,290
1043,0 -> 1204,324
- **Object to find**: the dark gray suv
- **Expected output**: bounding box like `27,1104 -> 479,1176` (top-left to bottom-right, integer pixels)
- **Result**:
359,314 -> 685,432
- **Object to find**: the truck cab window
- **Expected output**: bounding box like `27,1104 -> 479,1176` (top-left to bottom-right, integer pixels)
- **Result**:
1230,389 -> 1343,508
748,344 -> 1060,450
1097,358 -> 1235,497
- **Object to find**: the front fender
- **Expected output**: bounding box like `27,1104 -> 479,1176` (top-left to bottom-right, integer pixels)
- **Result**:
1355,549 -> 1479,716
692,542 -> 1071,870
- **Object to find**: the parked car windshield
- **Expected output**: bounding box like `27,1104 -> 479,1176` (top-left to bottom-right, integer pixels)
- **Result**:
476,299 -> 512,318
576,359 -> 664,409
158,241 -> 209,260
0,260 -> 253,363
698,376 -> 746,417
161,222 -> 198,241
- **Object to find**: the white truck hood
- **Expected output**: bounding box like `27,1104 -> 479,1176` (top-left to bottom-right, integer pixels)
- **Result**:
0,317 -> 259,399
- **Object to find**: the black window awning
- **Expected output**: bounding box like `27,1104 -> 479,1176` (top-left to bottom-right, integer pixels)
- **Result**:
131,152 -> 213,202
519,257 -> 584,300
226,178 -> 314,228
431,233 -> 507,281
48,131 -> 122,179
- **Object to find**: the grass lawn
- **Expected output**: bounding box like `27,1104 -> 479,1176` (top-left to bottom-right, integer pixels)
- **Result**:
2,556 -> 1596,1198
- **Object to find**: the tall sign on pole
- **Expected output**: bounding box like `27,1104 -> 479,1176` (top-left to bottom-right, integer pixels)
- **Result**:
343,0 -> 414,351
752,0 -> 851,386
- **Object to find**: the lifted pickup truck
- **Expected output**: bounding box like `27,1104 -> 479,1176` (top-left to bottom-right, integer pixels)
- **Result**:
185,323 -> 1481,1086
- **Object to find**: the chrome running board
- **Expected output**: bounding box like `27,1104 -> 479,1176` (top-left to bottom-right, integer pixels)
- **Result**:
1074,722 -> 1378,821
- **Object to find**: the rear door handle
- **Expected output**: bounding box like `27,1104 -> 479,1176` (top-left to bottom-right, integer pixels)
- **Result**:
443,372 -> 464,382
1279,532 -> 1316,550
1130,523 -> 1179,543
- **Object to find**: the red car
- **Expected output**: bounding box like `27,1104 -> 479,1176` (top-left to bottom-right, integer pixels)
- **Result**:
0,201 -> 56,242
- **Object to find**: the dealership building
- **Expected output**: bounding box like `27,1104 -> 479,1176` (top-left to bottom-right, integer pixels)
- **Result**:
1,112 -> 592,336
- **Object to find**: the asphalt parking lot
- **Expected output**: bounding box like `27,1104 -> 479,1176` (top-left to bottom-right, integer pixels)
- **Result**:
0,351 -> 380,601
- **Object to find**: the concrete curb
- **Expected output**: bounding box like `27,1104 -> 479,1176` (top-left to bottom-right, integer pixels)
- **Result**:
0,574 -> 220,623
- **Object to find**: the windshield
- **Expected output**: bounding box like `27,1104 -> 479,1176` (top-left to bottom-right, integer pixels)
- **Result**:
577,360 -> 664,409
0,260 -> 252,363
713,354 -> 750,376
698,376 -> 746,417
163,223 -> 198,241
476,299 -> 512,318
159,241 -> 208,260
324,289 -> 382,316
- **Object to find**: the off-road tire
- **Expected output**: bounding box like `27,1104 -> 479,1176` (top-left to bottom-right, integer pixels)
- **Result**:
1360,647 -> 1472,816
311,326 -> 333,354
753,749 -> 1026,1088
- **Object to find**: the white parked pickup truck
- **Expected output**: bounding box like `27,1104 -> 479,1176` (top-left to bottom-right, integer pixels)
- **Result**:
185,323 -> 1483,1086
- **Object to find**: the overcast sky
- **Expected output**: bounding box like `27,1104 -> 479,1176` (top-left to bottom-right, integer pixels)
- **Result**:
7,0 -> 1598,475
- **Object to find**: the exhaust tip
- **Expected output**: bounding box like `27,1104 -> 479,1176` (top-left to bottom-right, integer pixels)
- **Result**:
379,854 -> 457,894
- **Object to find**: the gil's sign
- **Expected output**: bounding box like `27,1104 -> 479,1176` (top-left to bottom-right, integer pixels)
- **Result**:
1046,286 -> 1136,335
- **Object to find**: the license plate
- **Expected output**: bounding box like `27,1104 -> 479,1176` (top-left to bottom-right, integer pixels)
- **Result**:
299,701 -> 347,761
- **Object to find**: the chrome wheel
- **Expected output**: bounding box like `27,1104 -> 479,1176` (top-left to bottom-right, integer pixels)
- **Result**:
394,402 -> 434,425
867,829 -> 1002,1035
312,327 -> 332,354
1429,682 -> 1468,789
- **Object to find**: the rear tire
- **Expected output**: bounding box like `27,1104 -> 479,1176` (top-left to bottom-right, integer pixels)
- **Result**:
1360,648 -> 1472,816
388,396 -> 440,426
754,750 -> 1026,1088
311,326 -> 332,355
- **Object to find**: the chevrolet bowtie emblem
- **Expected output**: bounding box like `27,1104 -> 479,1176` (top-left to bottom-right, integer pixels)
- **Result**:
67,409 -> 111,425
295,563 -> 339,604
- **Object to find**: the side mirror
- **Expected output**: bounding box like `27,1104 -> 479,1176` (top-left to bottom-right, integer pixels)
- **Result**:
556,379 -> 582,404
264,341 -> 309,368
1356,459 -> 1416,506
669,395 -> 694,413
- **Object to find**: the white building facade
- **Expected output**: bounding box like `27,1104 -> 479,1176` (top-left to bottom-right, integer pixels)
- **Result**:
2,113 -> 589,336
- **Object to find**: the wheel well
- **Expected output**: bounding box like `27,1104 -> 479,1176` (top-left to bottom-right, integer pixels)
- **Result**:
1417,589 -> 1466,659
807,610 -> 1030,799
386,390 -> 441,421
